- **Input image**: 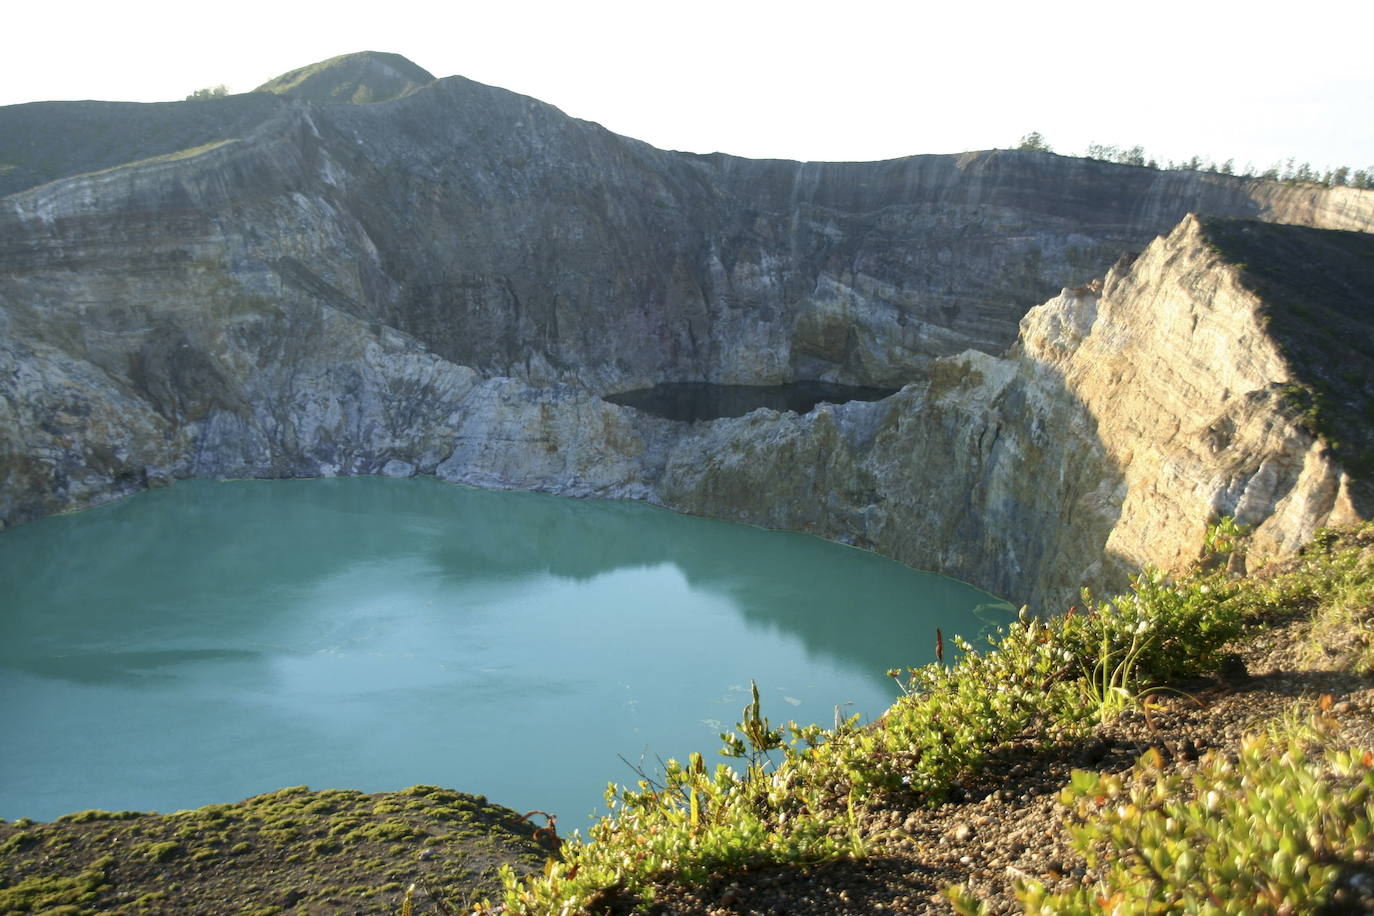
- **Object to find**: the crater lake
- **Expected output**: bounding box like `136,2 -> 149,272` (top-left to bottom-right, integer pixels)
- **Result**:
0,477 -> 1010,826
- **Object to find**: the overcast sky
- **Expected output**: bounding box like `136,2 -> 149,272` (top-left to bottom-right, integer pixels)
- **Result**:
5,0 -> 1370,173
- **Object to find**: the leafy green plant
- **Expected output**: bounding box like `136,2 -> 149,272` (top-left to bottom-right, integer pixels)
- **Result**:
1078,608 -> 1154,719
718,680 -> 785,769
482,688 -> 863,914
1201,516 -> 1250,566
1056,566 -> 1244,688
979,715 -> 1374,915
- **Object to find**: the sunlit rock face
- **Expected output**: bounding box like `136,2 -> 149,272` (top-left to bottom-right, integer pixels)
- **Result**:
643,217 -> 1372,610
2,52 -> 1372,607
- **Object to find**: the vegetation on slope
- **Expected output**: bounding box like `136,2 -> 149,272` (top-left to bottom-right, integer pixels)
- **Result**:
0,93 -> 285,198
474,521 -> 1374,915
252,51 -> 435,105
1017,132 -> 1374,189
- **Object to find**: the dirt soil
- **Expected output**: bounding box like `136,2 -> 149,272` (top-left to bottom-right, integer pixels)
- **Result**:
3,610 -> 1371,916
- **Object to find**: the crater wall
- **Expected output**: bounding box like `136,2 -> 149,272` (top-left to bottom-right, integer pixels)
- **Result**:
2,66 -> 1372,608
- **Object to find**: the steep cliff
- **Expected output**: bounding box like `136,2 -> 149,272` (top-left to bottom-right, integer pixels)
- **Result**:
3,58 -> 1367,391
2,53 -> 1372,609
646,217 -> 1372,607
428,216 -> 1373,609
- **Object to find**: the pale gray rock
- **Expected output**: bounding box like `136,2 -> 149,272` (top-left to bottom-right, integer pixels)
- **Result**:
380,459 -> 416,478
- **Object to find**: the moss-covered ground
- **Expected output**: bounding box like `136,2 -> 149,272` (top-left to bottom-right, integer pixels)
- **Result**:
0,785 -> 552,915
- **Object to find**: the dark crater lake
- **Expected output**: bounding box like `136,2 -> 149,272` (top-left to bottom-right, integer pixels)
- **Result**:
603,381 -> 900,422
0,478 -> 1008,827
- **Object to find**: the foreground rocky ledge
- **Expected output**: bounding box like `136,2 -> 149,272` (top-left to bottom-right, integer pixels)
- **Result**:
0,785 -> 553,914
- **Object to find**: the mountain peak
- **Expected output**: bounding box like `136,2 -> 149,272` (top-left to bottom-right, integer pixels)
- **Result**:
253,51 -> 435,104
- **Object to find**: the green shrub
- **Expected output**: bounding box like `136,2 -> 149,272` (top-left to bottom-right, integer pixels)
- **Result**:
958,716 -> 1373,915
0,869 -> 106,912
185,84 -> 229,101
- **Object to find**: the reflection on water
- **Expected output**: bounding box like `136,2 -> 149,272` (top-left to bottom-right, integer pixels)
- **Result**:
0,477 -> 1009,824
604,381 -> 899,422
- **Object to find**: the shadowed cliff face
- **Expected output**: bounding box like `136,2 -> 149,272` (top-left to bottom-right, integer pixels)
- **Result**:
0,93 -> 289,199
229,91 -> 1373,390
3,70 -> 1368,391
2,55 -> 1372,607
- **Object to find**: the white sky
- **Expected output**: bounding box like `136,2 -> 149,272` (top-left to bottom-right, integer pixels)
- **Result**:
5,0 -> 1371,173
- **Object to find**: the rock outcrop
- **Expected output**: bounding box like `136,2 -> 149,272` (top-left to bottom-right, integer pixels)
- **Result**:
2,53 -> 1372,609
639,216 -> 1372,608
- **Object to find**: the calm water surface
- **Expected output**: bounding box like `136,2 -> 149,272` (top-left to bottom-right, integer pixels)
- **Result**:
0,478 -> 1009,826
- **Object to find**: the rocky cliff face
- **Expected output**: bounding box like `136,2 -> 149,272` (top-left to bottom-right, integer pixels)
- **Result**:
638,217 -> 1370,609
3,53 -> 1372,609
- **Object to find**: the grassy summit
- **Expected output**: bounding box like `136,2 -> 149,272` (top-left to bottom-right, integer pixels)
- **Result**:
252,51 -> 435,104
0,51 -> 434,199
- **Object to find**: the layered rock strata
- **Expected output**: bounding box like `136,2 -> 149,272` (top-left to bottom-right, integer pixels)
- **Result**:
639,217 -> 1370,608
3,63 -> 1369,395
3,54 -> 1373,609
6,209 -> 1369,610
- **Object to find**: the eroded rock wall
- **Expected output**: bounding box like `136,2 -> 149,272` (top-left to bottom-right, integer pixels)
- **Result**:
641,217 -> 1368,609
2,212 -> 1370,610
3,67 -> 1373,606
1017,217 -> 1366,577
5,76 -> 1369,397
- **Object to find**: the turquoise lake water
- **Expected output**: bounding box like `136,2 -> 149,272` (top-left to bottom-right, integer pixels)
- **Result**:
0,477 -> 1010,827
